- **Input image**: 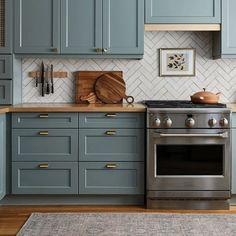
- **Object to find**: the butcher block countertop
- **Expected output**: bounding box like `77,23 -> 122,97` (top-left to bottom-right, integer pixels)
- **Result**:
227,104 -> 236,112
0,103 -> 146,113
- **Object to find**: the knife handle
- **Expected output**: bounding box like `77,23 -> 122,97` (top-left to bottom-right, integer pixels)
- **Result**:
46,83 -> 50,94
51,64 -> 54,94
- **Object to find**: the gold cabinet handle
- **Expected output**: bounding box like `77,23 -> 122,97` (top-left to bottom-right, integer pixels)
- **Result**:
51,48 -> 58,53
105,164 -> 117,169
95,48 -> 103,53
39,131 -> 49,136
39,114 -> 49,118
38,164 -> 49,169
105,131 -> 116,136
105,113 -> 117,118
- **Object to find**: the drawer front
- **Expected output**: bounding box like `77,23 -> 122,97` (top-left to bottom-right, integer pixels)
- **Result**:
79,113 -> 145,129
12,162 -> 78,194
0,56 -> 12,79
12,129 -> 78,162
0,80 -> 12,104
12,113 -> 78,129
145,0 -> 221,23
79,129 -> 144,162
79,162 -> 144,194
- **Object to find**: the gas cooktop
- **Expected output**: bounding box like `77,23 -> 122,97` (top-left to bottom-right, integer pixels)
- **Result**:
144,100 -> 227,109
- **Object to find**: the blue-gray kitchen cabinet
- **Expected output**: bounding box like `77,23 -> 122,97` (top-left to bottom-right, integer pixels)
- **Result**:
14,0 -> 60,54
60,0 -> 103,54
0,0 -> 12,54
79,162 -> 144,194
213,0 -> 236,58
79,129 -> 144,162
145,0 -> 221,24
12,162 -> 78,194
61,0 -> 144,56
0,114 -> 6,200
12,129 -> 78,162
0,80 -> 12,104
232,113 -> 236,194
0,55 -> 12,79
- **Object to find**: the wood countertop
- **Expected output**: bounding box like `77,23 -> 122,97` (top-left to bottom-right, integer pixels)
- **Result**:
227,104 -> 236,112
0,103 -> 146,113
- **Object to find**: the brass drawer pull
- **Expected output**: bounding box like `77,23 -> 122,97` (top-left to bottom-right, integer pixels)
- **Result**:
95,48 -> 103,53
105,113 -> 117,118
39,114 -> 49,118
38,164 -> 49,169
105,131 -> 116,136
39,131 -> 49,136
51,48 -> 58,53
105,164 -> 117,169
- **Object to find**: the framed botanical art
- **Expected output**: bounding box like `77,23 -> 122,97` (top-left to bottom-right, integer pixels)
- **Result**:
159,48 -> 196,77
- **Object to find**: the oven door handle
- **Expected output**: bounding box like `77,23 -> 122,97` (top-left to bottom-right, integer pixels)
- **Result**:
158,132 -> 228,138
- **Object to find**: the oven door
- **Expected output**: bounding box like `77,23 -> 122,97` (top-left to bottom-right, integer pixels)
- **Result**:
147,129 -> 231,191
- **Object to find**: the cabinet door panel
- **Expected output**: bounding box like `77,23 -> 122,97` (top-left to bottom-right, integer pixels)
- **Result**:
0,56 -> 12,79
145,0 -> 221,23
61,0 -> 102,54
232,129 -> 236,194
14,0 -> 60,54
222,0 -> 236,54
79,129 -> 144,162
79,162 -> 144,194
0,0 -> 12,53
103,0 -> 144,55
0,80 -> 12,105
12,129 -> 78,162
12,162 -> 78,194
0,115 -> 6,200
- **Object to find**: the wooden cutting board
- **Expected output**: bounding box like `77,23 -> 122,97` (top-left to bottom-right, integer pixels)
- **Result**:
75,71 -> 123,104
95,73 -> 134,104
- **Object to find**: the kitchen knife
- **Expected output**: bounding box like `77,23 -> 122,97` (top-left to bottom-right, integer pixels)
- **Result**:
41,62 -> 45,97
46,66 -> 50,95
50,64 -> 54,94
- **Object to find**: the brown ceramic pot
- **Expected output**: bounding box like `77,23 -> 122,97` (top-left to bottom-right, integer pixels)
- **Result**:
190,88 -> 221,104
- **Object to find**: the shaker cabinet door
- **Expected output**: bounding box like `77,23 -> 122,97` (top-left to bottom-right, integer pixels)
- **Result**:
61,0 -> 103,54
102,0 -> 144,55
14,0 -> 60,54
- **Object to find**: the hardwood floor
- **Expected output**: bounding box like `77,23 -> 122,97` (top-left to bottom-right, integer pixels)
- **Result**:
1,205 -> 236,236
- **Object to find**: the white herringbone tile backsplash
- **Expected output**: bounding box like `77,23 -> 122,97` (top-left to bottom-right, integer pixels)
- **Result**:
23,31 -> 236,103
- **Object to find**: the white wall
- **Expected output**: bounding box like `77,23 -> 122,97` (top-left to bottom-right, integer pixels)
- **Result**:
22,31 -> 236,103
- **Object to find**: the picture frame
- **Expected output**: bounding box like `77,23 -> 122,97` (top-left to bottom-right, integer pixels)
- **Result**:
159,48 -> 196,77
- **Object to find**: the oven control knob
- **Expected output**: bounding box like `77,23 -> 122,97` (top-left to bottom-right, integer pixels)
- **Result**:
164,118 -> 172,128
208,118 -> 217,127
185,118 -> 195,128
220,118 -> 229,127
154,118 -> 161,127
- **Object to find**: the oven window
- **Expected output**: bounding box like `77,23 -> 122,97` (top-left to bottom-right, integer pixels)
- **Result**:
156,145 -> 223,175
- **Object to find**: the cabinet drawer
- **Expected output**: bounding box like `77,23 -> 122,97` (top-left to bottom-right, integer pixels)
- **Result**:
232,113 -> 236,128
12,129 -> 78,162
0,56 -> 12,79
79,162 -> 144,194
12,113 -> 78,128
145,0 -> 221,23
12,162 -> 78,194
79,129 -> 144,162
0,80 -> 12,104
79,113 -> 144,129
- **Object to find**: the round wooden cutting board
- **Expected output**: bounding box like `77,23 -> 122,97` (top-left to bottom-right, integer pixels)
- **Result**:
94,73 -> 134,104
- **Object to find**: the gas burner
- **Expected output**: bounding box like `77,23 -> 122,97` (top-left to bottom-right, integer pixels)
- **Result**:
144,100 -> 227,109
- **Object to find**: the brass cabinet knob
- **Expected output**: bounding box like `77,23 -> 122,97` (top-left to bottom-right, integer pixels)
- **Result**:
51,48 -> 58,53
95,48 -> 103,53
102,48 -> 109,53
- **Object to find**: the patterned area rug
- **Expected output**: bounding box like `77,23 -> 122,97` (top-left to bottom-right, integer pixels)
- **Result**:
17,213 -> 236,236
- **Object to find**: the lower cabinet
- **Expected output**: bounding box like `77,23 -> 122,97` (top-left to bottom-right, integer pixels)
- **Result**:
0,80 -> 12,105
232,128 -> 236,194
12,162 -> 78,194
79,162 -> 144,195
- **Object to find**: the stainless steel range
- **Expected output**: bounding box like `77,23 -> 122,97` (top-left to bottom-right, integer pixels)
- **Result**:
145,100 -> 231,210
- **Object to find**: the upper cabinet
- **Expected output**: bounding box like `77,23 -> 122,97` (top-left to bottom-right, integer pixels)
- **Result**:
213,0 -> 236,58
15,0 -> 144,58
14,0 -> 60,54
145,0 -> 221,23
0,0 -> 12,54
